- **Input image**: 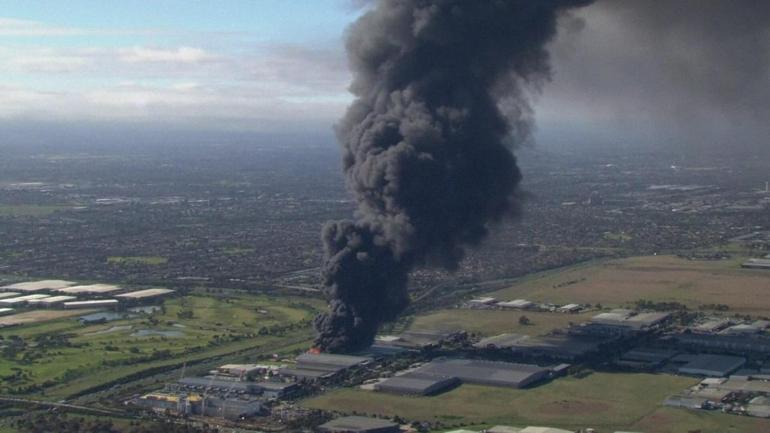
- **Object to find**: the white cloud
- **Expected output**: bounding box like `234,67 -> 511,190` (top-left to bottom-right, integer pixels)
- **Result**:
5,50 -> 90,72
0,17 -> 160,37
0,81 -> 348,130
118,46 -> 217,64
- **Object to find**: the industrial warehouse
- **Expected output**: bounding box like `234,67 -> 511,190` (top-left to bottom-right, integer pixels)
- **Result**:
0,279 -> 175,326
279,352 -> 372,381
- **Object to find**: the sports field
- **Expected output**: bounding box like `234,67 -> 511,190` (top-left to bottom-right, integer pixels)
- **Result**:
303,372 -> 768,432
490,254 -> 770,313
0,292 -> 323,400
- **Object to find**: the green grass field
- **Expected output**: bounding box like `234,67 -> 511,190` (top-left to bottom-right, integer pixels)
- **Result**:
303,372 -> 694,428
303,372 -> 769,432
0,293 -> 324,400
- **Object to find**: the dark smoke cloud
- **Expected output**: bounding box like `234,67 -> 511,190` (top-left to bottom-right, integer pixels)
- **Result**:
538,0 -> 770,153
314,0 -> 593,353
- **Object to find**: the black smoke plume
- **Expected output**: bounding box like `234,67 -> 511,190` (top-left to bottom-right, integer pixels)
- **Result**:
315,0 -> 593,353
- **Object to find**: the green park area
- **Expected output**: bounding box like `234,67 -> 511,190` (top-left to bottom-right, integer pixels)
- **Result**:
0,292 -> 324,400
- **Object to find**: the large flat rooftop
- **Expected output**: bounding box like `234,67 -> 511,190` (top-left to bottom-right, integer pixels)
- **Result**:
295,352 -> 371,372
374,374 -> 459,396
410,358 -> 549,388
1,280 -> 75,292
57,284 -> 123,294
0,294 -> 51,305
116,288 -> 175,299
678,354 -> 746,377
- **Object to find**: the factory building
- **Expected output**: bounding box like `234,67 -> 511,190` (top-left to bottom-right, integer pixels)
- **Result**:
281,352 -> 371,381
617,347 -> 678,370
467,297 -> 497,308
57,284 -> 123,295
317,416 -> 400,433
213,363 -> 283,379
63,299 -> 119,309
175,376 -> 298,399
474,333 -> 528,350
116,288 -> 175,303
28,295 -> 77,307
742,258 -> 770,270
376,329 -> 464,349
374,374 -> 460,396
200,396 -> 265,420
487,427 -> 524,433
134,392 -> 193,414
693,319 -> 732,334
671,333 -> 770,355
134,392 -> 264,420
0,280 -> 75,292
0,294 -> 51,306
497,299 -> 535,310
676,354 -> 746,377
409,358 -> 549,389
178,377 -> 260,395
519,428 -> 574,433
505,334 -> 607,361
255,381 -> 298,399
557,303 -> 582,314
583,310 -> 671,335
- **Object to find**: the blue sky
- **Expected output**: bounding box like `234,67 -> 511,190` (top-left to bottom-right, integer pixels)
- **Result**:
0,1 -> 363,134
1,1 -> 766,153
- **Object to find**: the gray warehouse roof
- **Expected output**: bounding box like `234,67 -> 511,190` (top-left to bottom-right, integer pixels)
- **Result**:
295,352 -> 371,373
178,377 -> 258,394
678,354 -> 746,377
318,416 -> 399,433
279,367 -> 335,380
410,358 -> 548,388
474,333 -> 528,349
375,374 -> 459,396
1,280 -> 75,292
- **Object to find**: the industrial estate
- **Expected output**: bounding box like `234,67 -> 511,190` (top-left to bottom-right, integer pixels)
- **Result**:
2,100 -> 770,433
4,244 -> 770,433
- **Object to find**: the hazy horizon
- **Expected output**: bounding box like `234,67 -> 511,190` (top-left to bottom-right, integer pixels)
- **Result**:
1,0 -> 768,155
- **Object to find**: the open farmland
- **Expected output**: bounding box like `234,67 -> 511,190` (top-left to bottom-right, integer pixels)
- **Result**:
405,310 -> 594,337
0,292 -> 324,400
302,372 -> 700,431
490,255 -> 770,313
